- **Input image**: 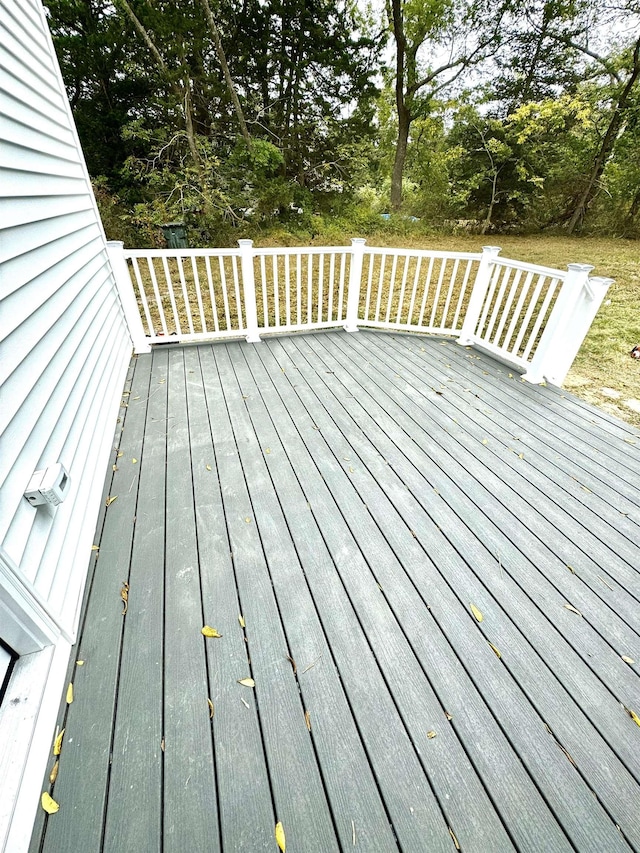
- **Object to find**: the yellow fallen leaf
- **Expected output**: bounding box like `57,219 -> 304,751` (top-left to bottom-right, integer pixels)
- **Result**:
482,438 -> 488,445
91,545 -> 99,551
206,464 -> 212,471
238,614 -> 246,628
76,660 -> 84,666
49,760 -> 59,784
245,517 -> 252,523
53,728 -> 65,756
518,453 -> 524,460
305,710 -> 311,731
66,683 -> 73,704
566,565 -> 575,574
121,581 -> 129,616
622,656 -> 635,664
106,495 -> 118,506
449,827 -> 460,850
563,603 -> 582,616
112,464 -> 118,472
117,452 -> 123,458
625,706 -> 640,727
238,678 -> 255,687
275,821 -> 286,852
427,730 -> 437,739
201,626 -> 222,638
265,448 -> 271,454
41,792 -> 59,814
470,603 -> 483,622
132,458 -> 137,464
488,642 -> 502,659
208,698 -> 214,718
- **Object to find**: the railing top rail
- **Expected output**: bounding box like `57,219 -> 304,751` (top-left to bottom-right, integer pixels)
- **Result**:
124,248 -> 240,259
250,245 -> 354,256
492,256 -> 567,279
365,247 -> 482,260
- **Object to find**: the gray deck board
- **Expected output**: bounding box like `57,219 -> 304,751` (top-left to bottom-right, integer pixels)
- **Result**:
33,330 -> 640,853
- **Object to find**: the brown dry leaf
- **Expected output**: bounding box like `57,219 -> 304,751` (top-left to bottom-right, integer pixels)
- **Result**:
275,821 -> 286,852
206,464 -> 212,471
238,615 -> 246,628
470,603 -> 483,622
53,728 -> 65,756
208,698 -> 215,719
427,730 -> 437,739
488,642 -> 502,659
238,678 -> 255,687
41,792 -> 59,815
449,827 -> 460,850
624,706 -> 640,727
120,581 -> 129,616
563,604 -> 582,616
622,656 -> 635,665
106,495 -> 118,507
201,626 -> 222,638
304,710 -> 311,731
286,654 -> 297,674
66,683 -> 74,704
49,760 -> 59,784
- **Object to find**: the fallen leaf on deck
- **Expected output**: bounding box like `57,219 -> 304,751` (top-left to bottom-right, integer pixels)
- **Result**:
624,706 -> 640,726
566,565 -> 575,574
238,615 -> 246,628
238,678 -> 255,687
245,517 -> 252,523
240,697 -> 250,709
201,626 -> 222,638
449,827 -> 460,850
445,711 -> 452,721
41,792 -> 59,814
427,730 -> 437,739
208,699 -> 214,719
305,710 -> 311,731
120,581 -> 129,615
53,728 -> 65,756
265,448 -> 271,454
563,604 -> 582,616
518,453 -> 524,459
161,737 -> 165,752
275,821 -> 286,852
622,656 -> 635,664
132,458 -> 137,464
488,642 -> 502,659
91,545 -> 99,551
206,464 -> 211,471
49,760 -> 59,784
482,438 -> 488,445
117,452 -> 123,458
66,683 -> 73,704
76,660 -> 84,666
470,603 -> 483,622
286,654 -> 297,674
112,465 -> 118,472
106,495 -> 118,507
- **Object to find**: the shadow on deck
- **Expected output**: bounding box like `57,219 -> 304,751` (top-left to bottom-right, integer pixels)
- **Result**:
30,330 -> 640,853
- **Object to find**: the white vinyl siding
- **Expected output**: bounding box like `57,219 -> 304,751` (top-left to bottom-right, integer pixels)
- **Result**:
0,1 -> 134,846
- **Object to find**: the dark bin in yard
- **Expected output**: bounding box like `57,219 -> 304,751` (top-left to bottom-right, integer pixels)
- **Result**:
161,222 -> 187,249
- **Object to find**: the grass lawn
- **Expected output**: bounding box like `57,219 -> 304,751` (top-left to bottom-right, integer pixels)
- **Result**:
255,233 -> 639,428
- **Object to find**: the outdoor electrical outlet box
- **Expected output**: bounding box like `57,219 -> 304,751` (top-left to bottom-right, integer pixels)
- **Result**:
25,463 -> 71,508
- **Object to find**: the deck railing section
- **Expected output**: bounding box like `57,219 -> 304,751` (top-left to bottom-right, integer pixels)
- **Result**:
107,239 -> 613,386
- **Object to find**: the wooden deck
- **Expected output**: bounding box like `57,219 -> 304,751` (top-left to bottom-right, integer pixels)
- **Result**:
30,330 -> 640,853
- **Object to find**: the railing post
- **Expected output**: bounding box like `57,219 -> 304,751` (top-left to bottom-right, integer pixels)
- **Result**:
345,238 -> 366,333
106,241 -> 151,354
238,239 -> 261,342
457,245 -> 501,346
522,264 -> 612,386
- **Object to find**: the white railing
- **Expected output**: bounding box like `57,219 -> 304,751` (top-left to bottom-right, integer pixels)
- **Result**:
106,239 -> 613,387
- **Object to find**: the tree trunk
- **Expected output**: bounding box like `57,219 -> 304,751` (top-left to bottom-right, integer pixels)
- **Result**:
391,105 -> 410,209
623,185 -> 640,234
199,0 -> 251,145
566,38 -> 640,234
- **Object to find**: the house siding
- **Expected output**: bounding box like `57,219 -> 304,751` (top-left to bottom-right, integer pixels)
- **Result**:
0,1 -> 133,848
